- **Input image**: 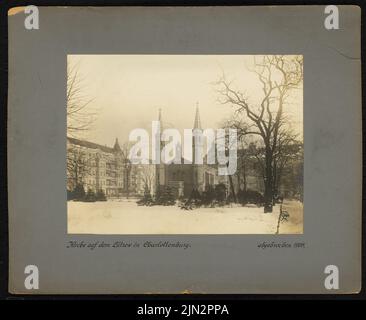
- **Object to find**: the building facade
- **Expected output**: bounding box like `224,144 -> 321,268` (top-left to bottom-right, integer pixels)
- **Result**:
67,137 -> 155,198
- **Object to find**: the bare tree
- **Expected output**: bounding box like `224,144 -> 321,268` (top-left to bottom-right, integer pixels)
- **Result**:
223,117 -> 260,193
67,61 -> 97,138
217,55 -> 303,212
236,139 -> 249,192
139,165 -> 156,195
66,61 -> 98,195
272,129 -> 301,197
67,144 -> 91,191
247,141 -> 266,186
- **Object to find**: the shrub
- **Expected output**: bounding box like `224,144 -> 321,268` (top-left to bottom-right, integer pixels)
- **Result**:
237,189 -> 246,205
201,186 -> 215,207
237,189 -> 264,207
84,188 -> 96,202
273,194 -> 284,204
96,189 -> 107,201
190,188 -> 202,207
179,201 -> 194,210
226,192 -> 237,204
137,188 -> 154,206
67,189 -> 74,201
72,183 -> 86,201
154,186 -> 176,206
214,183 -> 227,205
180,188 -> 202,210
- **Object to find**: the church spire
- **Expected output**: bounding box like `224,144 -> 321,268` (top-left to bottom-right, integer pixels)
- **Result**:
113,137 -> 121,152
193,102 -> 202,129
158,108 -> 162,122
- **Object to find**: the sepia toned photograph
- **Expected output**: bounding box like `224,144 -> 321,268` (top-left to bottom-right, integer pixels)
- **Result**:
7,5 -> 362,295
67,55 -> 304,234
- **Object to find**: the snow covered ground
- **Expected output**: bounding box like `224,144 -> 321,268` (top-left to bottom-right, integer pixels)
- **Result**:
68,199 -> 303,234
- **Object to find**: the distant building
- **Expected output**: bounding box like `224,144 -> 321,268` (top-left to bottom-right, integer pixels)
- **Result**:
67,137 -> 155,198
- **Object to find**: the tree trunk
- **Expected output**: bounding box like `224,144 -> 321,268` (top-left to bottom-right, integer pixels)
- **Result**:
264,148 -> 273,213
74,163 -> 78,189
242,162 -> 247,192
228,174 -> 237,203
226,162 -> 237,203
273,159 -> 277,196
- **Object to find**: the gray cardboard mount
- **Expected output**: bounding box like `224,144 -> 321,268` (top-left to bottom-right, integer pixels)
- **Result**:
8,6 -> 361,294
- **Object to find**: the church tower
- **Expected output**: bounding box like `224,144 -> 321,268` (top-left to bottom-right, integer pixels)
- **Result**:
113,137 -> 122,152
193,103 -> 202,130
192,102 -> 202,159
192,103 -> 203,190
156,108 -> 166,191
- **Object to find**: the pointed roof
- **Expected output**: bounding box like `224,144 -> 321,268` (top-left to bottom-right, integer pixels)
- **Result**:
158,108 -> 164,130
193,103 -> 202,129
113,138 -> 122,152
157,107 -> 165,134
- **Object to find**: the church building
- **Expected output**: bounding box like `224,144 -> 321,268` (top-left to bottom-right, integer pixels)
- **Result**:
155,106 -> 226,198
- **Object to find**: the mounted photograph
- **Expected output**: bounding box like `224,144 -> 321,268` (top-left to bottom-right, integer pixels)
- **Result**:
8,5 -> 361,294
66,54 -> 304,234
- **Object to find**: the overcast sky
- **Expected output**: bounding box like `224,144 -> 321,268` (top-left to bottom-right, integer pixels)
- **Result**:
68,55 -> 303,147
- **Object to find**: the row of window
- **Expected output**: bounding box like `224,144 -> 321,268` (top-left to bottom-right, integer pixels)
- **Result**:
86,180 -> 125,187
85,170 -> 126,178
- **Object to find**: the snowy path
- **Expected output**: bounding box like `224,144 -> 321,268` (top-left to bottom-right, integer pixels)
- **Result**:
68,200 -> 303,234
